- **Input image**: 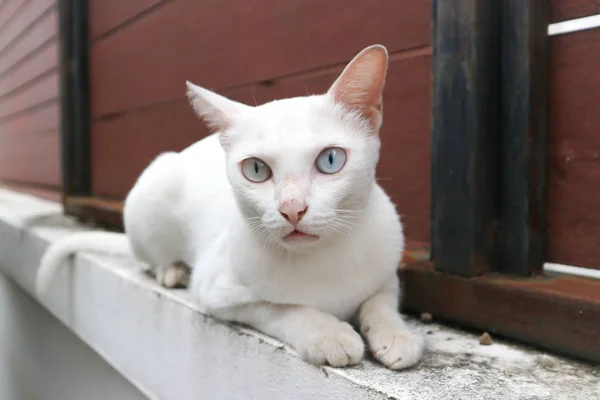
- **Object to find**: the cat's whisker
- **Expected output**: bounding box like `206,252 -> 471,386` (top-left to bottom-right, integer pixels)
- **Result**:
336,216 -> 362,223
334,209 -> 365,220
334,220 -> 358,233
246,221 -> 265,234
264,231 -> 282,253
302,80 -> 310,96
334,208 -> 363,213
250,88 -> 258,106
332,226 -> 351,238
329,224 -> 346,237
335,213 -> 362,218
328,218 -> 357,237
333,216 -> 358,226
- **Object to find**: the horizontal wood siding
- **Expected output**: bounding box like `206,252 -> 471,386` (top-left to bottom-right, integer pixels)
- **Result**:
89,0 -> 430,118
0,0 -> 54,52
0,39 -> 57,98
0,101 -> 59,133
0,0 -> 60,188
0,8 -> 56,75
88,0 -> 164,39
551,0 -> 600,22
0,70 -> 58,119
0,0 -> 27,29
547,27 -> 600,269
89,0 -> 432,242
0,130 -> 59,185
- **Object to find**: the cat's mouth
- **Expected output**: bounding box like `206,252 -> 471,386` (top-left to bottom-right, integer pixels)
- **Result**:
283,229 -> 319,242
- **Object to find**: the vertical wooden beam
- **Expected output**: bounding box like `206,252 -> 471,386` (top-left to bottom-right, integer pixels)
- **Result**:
431,0 -> 502,276
59,0 -> 90,200
499,0 -> 549,276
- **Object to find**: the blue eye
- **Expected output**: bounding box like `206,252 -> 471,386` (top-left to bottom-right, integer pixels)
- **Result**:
241,158 -> 272,182
315,147 -> 347,174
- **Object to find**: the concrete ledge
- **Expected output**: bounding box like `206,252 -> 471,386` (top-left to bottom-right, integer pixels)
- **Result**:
0,189 -> 598,400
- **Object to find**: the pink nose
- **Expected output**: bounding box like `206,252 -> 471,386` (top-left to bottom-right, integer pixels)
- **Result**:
279,203 -> 308,226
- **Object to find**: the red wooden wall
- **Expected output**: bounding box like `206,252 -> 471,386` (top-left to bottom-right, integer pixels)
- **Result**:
88,0 -> 433,243
547,1 -> 600,269
0,0 -> 60,189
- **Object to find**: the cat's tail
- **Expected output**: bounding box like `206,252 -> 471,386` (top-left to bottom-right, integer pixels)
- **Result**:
36,231 -> 131,296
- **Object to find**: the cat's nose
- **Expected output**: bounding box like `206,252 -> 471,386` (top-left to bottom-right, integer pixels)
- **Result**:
279,202 -> 308,226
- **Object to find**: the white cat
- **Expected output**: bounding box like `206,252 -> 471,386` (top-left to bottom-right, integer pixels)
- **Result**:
36,45 -> 424,369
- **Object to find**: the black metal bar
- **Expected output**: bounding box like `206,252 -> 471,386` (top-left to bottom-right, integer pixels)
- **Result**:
431,0 -> 502,276
499,0 -> 549,276
59,0 -> 90,200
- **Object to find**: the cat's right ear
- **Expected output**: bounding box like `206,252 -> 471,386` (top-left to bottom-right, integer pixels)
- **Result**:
186,81 -> 251,149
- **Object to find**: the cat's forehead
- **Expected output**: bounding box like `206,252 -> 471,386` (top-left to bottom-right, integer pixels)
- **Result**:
235,96 -> 353,147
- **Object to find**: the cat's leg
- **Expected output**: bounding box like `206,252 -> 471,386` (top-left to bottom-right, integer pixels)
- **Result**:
154,261 -> 191,288
213,303 -> 365,367
124,152 -> 190,288
358,274 -> 424,370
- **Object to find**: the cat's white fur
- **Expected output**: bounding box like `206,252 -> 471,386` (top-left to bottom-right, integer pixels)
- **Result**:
36,45 -> 424,369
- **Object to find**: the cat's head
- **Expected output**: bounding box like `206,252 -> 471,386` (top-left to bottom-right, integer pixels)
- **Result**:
187,45 -> 388,250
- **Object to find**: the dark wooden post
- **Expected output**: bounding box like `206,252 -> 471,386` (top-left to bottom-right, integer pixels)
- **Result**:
59,0 -> 90,200
499,0 -> 549,276
404,0 -> 598,365
431,0 -> 502,276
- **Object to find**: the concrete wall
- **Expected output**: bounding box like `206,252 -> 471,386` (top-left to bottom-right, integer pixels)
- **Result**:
0,273 -> 147,400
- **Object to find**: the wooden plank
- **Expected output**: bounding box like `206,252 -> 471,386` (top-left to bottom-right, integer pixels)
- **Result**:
401,261 -> 600,364
0,0 -> 53,54
430,0 -> 501,276
499,0 -> 549,276
65,196 -> 124,229
0,39 -> 57,98
88,0 -> 163,39
0,0 -> 26,30
0,70 -> 58,120
0,8 -> 57,76
0,100 -> 59,133
90,54 -> 432,242
547,28 -> 600,270
551,0 -> 600,23
89,0 -> 430,118
0,130 -> 59,186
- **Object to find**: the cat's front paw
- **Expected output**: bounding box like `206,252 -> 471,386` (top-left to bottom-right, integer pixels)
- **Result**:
298,322 -> 365,367
155,262 -> 190,288
363,324 -> 424,370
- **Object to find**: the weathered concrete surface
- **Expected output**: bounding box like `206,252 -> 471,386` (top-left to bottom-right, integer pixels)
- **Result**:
0,188 -> 598,400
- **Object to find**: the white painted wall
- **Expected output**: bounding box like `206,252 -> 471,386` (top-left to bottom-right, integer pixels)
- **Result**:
0,273 -> 147,400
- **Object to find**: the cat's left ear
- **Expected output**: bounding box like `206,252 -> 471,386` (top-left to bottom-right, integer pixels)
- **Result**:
327,45 -> 388,132
186,81 -> 251,148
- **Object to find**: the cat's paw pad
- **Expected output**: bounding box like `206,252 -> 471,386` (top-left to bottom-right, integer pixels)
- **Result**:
155,262 -> 190,288
366,327 -> 424,370
299,323 -> 364,367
